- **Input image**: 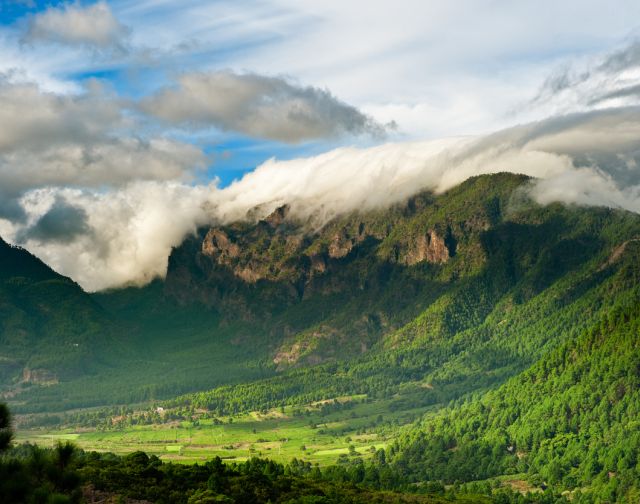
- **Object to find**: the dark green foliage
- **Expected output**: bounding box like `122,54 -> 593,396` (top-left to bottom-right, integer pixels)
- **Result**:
391,277 -> 640,502
0,403 -> 12,451
0,237 -> 118,383
76,451 -> 483,504
0,403 -> 82,503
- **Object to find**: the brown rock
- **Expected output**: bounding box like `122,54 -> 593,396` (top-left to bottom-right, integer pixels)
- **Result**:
403,229 -> 450,265
285,235 -> 304,253
202,229 -> 240,261
235,264 -> 267,283
263,204 -> 290,228
309,254 -> 327,274
328,231 -> 353,258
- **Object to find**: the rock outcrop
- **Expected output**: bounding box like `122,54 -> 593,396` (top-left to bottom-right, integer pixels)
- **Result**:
202,229 -> 241,262
402,229 -> 452,265
328,231 -> 354,258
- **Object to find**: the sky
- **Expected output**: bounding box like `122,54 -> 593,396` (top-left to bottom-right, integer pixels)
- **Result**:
2,1 -> 640,290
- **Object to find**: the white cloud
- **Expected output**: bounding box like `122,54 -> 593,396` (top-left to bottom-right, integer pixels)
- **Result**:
141,71 -> 389,143
3,1 -> 640,291
0,78 -> 121,154
0,78 -> 205,222
24,1 -> 129,51
11,182 -> 216,290
209,106 -> 640,226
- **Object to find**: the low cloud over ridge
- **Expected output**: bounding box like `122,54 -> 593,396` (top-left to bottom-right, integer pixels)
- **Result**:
4,105 -> 640,291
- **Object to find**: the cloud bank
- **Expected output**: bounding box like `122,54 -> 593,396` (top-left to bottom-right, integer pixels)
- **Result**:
24,1 -> 129,51
4,104 -> 640,291
0,68 -> 395,290
141,71 -> 390,143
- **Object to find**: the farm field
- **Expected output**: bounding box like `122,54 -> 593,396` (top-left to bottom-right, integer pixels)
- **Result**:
16,395 -> 433,466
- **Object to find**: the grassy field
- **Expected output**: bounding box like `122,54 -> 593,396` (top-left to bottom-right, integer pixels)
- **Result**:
16,395 -> 433,466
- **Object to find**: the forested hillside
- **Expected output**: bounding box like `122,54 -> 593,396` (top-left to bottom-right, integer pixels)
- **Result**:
392,268 -> 640,502
0,237 -> 117,384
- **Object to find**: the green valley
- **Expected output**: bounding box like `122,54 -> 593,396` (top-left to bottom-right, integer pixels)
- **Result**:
3,173 -> 640,502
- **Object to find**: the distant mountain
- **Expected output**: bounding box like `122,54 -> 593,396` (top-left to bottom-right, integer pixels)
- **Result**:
0,237 -> 115,385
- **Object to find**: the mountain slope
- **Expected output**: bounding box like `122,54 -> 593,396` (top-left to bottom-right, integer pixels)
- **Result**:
171,172 -> 639,372
162,174 -> 541,367
391,244 -> 640,501
0,237 -> 116,384
159,174 -> 640,414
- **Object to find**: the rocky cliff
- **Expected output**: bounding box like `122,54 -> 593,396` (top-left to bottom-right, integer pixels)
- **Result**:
163,173 -> 533,367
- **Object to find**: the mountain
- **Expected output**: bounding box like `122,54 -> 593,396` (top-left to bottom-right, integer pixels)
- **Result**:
155,172 -> 640,501
7,172 -> 640,421
0,237 -> 116,385
6,172 -> 640,500
162,172 -> 639,375
163,173 -> 537,367
391,256 -> 640,501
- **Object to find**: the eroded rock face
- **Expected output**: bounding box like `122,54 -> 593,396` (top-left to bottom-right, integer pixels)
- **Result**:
402,229 -> 451,265
263,204 -> 290,228
236,264 -> 269,283
328,231 -> 354,258
310,254 -> 327,274
202,229 -> 240,262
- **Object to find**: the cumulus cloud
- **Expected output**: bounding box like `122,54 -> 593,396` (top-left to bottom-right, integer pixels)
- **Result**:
11,182 -> 216,290
0,78 -> 205,220
141,71 -> 390,143
0,78 -> 121,153
24,1 -> 129,51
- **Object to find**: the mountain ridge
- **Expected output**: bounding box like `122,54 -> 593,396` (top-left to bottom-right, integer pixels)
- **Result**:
5,173 -> 640,417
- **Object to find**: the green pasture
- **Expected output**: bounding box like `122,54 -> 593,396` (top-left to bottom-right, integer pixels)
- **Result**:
16,395 -> 432,466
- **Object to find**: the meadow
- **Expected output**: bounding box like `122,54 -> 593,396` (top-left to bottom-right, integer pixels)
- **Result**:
16,394 -> 432,467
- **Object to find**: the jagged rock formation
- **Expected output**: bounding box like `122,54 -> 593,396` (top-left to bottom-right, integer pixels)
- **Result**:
400,229 -> 453,265
202,229 -> 241,261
